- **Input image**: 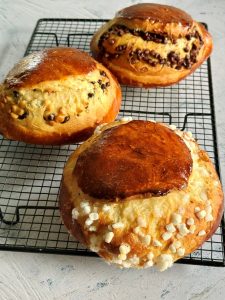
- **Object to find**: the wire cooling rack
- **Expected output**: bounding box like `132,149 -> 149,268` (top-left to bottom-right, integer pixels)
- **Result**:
0,19 -> 224,266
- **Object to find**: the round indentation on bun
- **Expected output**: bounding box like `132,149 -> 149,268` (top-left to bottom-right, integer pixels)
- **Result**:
74,120 -> 193,199
59,119 -> 224,270
0,47 -> 122,145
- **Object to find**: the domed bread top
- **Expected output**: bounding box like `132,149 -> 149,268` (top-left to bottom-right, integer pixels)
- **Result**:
59,119 -> 224,270
4,48 -> 96,89
74,120 -> 193,199
116,3 -> 193,27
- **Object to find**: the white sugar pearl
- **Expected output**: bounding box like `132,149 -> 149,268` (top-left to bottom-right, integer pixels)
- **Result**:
89,212 -> 99,221
83,205 -> 91,214
177,247 -> 185,257
104,232 -> 114,243
171,213 -> 182,225
166,223 -> 176,233
72,208 -> 79,219
85,218 -> 93,227
162,232 -> 172,241
198,230 -> 206,236
119,243 -> 131,255
196,210 -> 206,220
112,222 -> 124,229
187,218 -> 195,226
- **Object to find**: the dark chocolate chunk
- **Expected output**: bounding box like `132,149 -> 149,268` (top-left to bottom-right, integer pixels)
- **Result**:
18,111 -> 28,120
47,114 -> 55,121
101,84 -> 106,90
108,39 -> 115,45
62,116 -> 70,124
13,91 -> 19,98
186,34 -> 191,41
150,61 -> 157,67
117,29 -> 124,36
100,70 -> 106,77
192,43 -> 197,50
183,47 -> 189,52
150,50 -> 157,57
88,93 -> 94,98
98,79 -> 102,85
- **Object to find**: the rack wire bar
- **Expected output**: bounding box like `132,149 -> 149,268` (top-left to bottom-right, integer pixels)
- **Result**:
0,18 -> 224,266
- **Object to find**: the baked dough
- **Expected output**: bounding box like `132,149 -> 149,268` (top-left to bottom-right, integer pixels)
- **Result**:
91,3 -> 213,87
59,119 -> 224,271
0,47 -> 121,145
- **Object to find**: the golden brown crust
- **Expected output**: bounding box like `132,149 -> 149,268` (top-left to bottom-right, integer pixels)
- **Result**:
0,48 -> 122,145
116,3 -> 193,27
59,120 -> 224,270
4,48 -> 96,89
90,4 -> 213,87
74,120 -> 192,199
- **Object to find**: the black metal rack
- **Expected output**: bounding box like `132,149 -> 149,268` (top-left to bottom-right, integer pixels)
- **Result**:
0,18 -> 224,266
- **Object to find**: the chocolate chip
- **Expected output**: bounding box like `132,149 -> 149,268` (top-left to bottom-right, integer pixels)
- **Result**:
91,81 -> 95,85
186,34 -> 191,41
88,93 -> 94,98
103,33 -> 109,40
18,111 -> 28,120
137,49 -> 142,55
101,84 -> 106,90
192,43 -> 197,50
108,39 -> 115,45
47,114 -> 55,121
159,58 -> 166,64
149,50 -> 157,57
175,65 -> 182,70
183,57 -> 191,68
106,82 -> 110,87
62,116 -> 70,124
150,61 -> 157,67
117,29 -> 124,36
133,29 -> 139,36
13,91 -> 19,98
98,80 -> 102,85
183,47 -> 189,52
144,49 -> 150,55
100,71 -> 106,76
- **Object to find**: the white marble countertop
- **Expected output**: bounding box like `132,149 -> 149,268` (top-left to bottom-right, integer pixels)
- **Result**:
0,0 -> 225,299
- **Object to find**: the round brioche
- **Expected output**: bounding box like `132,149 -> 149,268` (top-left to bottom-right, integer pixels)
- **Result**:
0,47 -> 121,145
59,119 -> 224,271
91,3 -> 213,87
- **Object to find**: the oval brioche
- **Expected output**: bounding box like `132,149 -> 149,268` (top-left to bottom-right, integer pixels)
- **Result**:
91,3 -> 213,87
0,47 -> 121,145
59,119 -> 223,271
